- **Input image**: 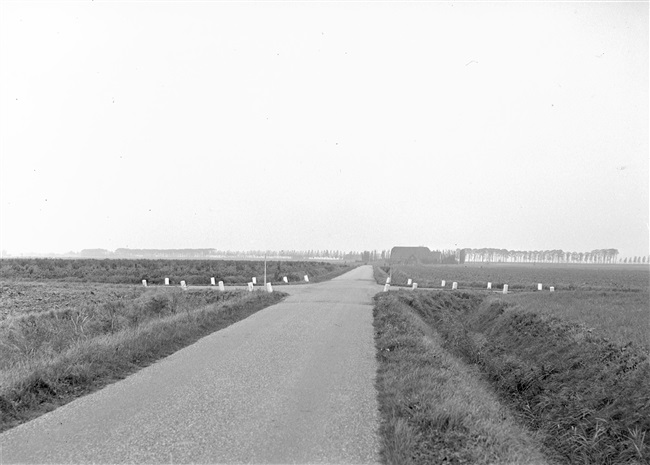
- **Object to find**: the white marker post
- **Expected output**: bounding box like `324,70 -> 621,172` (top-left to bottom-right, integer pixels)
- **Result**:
180,280 -> 187,290
211,277 -> 216,286
550,286 -> 555,292
441,280 -> 446,287
164,278 -> 170,286
304,275 -> 309,282
266,283 -> 273,293
247,282 -> 254,292
283,276 -> 288,283
503,284 -> 508,294
412,282 -> 418,290
383,284 -> 390,292
452,282 -> 458,290
537,283 -> 543,291
407,278 -> 412,286
218,281 -> 225,292
487,282 -> 492,289
252,277 -> 257,285
142,279 -> 147,287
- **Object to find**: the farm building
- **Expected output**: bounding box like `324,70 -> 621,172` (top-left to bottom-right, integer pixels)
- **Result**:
390,246 -> 442,265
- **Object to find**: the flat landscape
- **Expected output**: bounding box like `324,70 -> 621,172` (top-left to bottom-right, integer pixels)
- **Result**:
1,259 -> 648,464
380,262 -> 649,292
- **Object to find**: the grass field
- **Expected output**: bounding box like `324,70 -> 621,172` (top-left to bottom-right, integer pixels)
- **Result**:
0,281 -> 285,432
379,263 -> 649,292
503,291 -> 650,351
0,258 -> 357,285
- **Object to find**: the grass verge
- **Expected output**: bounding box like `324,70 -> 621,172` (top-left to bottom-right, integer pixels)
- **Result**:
0,290 -> 285,432
374,291 -> 550,464
396,290 -> 650,465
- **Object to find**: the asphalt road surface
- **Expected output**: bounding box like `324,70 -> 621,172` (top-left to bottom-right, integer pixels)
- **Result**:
0,265 -> 383,464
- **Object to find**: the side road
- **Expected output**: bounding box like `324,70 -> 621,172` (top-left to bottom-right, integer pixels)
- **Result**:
0,266 -> 382,464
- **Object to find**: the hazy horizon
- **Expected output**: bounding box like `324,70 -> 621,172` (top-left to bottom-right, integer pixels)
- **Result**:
1,2 -> 648,258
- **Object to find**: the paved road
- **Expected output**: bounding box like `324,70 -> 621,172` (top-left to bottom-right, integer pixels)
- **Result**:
0,266 -> 382,464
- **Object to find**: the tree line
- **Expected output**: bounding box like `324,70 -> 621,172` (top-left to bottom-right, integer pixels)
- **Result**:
462,248 -> 623,264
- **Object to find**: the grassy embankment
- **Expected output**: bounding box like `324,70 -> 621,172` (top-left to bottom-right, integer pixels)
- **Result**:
0,286 -> 285,432
374,291 -> 549,464
375,289 -> 649,464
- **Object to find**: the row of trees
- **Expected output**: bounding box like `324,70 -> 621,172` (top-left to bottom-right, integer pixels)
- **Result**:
463,248 -> 622,264
72,249 -> 377,261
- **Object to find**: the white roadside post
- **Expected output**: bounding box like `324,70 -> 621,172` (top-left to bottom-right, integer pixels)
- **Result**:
383,283 -> 390,292
503,284 -> 508,294
266,282 -> 273,293
441,280 -> 446,288
412,282 -> 418,290
247,282 -> 254,292
487,282 -> 492,290
180,280 -> 187,290
142,279 -> 147,287
304,275 -> 309,282
550,286 -> 555,292
537,283 -> 543,291
283,276 -> 288,283
211,277 -> 216,286
452,282 -> 458,290
407,278 -> 412,286
164,278 -> 170,286
218,281 -> 225,292
252,277 -> 257,285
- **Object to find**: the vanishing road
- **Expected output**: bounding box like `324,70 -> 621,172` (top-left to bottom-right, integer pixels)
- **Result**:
0,265 -> 382,464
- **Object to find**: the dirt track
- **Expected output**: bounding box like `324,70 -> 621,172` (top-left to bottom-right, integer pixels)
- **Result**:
0,266 -> 382,464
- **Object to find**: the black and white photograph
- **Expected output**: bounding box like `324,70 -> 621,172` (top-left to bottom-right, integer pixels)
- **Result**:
0,1 -> 648,463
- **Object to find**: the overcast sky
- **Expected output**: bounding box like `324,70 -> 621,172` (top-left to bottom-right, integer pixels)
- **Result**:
1,1 -> 648,257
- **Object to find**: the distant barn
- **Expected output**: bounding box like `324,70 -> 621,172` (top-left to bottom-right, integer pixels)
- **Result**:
390,246 -> 441,265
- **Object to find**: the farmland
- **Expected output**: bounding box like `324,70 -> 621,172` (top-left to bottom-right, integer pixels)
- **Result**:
379,262 -> 649,292
0,278 -> 286,432
0,258 -> 359,432
373,263 -> 650,464
0,258 -> 357,285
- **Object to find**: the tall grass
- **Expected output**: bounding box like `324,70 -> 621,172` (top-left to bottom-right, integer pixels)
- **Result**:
396,290 -> 650,465
374,292 -> 550,464
0,289 -> 284,432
